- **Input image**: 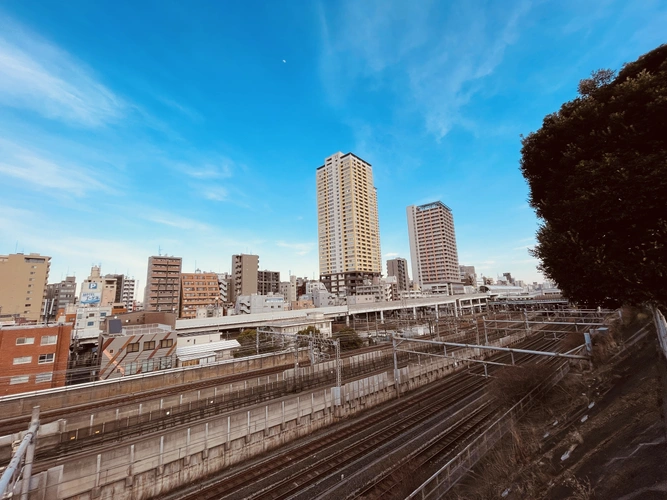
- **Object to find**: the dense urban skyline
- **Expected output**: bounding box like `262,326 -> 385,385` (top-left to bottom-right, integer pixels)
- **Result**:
0,1 -> 664,286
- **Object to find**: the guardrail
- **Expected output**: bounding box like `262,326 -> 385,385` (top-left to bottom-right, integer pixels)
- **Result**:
407,362 -> 570,500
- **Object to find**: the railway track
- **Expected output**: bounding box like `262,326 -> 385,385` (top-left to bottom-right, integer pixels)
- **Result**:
173,334 -> 564,500
0,312 -> 527,434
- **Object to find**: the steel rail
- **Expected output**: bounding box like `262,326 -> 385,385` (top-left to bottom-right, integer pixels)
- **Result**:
395,336 -> 590,360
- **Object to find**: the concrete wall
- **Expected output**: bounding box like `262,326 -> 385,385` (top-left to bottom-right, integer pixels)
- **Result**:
0,350 -> 309,419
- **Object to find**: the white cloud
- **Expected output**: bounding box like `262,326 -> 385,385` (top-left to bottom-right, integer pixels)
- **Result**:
384,252 -> 400,258
141,210 -> 212,232
318,1 -> 531,139
0,19 -> 124,127
276,241 -> 315,256
0,139 -> 109,195
176,160 -> 235,180
203,186 -> 229,202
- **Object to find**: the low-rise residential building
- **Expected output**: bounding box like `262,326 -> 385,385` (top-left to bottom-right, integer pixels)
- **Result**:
356,278 -> 394,302
279,275 -> 298,304
291,299 -> 316,310
196,305 -> 224,318
72,305 -> 113,343
346,295 -> 376,305
98,323 -> 177,379
397,289 -> 424,300
0,323 -> 71,395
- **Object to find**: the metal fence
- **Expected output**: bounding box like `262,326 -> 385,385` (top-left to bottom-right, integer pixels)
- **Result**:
407,362 -> 570,500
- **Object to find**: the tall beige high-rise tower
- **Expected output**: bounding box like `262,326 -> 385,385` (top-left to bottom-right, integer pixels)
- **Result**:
407,201 -> 460,291
317,152 -> 381,296
0,253 -> 51,322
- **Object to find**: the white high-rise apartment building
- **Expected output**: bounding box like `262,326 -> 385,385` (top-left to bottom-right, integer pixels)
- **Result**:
317,152 -> 381,296
407,201 -> 460,292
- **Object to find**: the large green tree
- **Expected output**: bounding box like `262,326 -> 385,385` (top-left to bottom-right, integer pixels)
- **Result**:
520,45 -> 667,310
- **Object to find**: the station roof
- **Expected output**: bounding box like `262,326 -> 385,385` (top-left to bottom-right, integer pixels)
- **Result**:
176,339 -> 241,361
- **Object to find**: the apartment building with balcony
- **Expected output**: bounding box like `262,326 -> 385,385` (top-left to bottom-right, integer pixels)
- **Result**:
46,276 -> 77,318
144,256 -> 182,313
407,201 -> 460,293
257,270 -> 280,295
386,257 -> 410,292
232,254 -> 258,302
0,253 -> 51,322
180,271 -> 221,319
317,152 -> 382,297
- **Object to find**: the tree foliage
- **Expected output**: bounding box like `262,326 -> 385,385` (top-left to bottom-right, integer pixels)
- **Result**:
234,328 -> 279,357
520,45 -> 667,309
297,325 -> 321,337
333,328 -> 364,351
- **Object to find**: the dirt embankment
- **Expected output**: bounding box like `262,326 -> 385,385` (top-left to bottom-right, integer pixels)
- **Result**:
450,310 -> 667,500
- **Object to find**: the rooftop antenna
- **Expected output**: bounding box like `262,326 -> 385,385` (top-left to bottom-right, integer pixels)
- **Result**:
158,245 -> 162,256
14,241 -> 18,253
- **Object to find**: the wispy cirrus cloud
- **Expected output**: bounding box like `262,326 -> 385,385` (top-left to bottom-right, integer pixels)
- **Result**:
318,0 -> 531,139
276,241 -> 315,256
173,157 -> 236,180
0,17 -> 124,127
0,138 -> 110,195
202,186 -> 229,202
141,210 -> 213,232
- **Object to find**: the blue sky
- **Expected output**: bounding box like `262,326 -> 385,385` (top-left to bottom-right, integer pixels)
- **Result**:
0,0 -> 665,291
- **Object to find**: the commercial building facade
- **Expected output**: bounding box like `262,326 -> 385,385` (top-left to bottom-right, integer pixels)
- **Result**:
317,152 -> 382,296
144,256 -> 182,312
80,266 -> 117,307
0,323 -> 71,395
407,201 -> 460,292
0,253 -> 51,322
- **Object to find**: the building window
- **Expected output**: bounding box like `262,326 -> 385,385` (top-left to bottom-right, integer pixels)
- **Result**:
100,312 -> 107,317
160,339 -> 173,348
127,343 -> 139,353
160,357 -> 173,369
143,341 -> 156,350
38,353 -> 55,364
35,373 -> 53,383
41,335 -> 57,345
13,356 -> 32,365
126,362 -> 138,375
87,321 -> 94,327
142,359 -> 154,372
16,337 -> 35,345
10,376 -> 29,385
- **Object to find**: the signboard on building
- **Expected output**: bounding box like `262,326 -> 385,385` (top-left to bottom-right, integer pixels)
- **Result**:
81,292 -> 101,305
